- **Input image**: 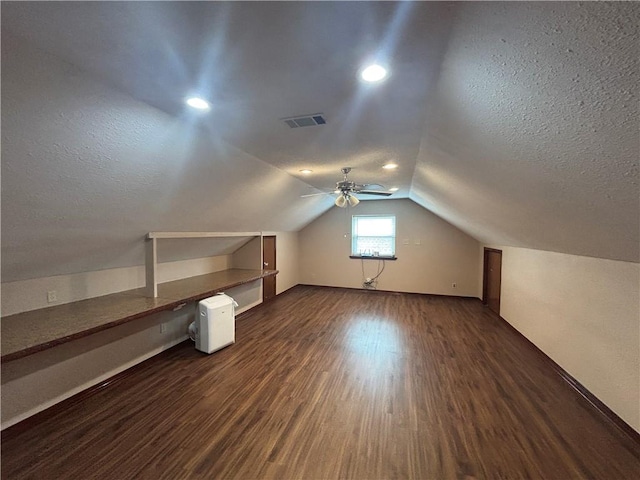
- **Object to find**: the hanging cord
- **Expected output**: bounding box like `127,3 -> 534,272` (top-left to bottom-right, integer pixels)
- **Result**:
362,259 -> 386,289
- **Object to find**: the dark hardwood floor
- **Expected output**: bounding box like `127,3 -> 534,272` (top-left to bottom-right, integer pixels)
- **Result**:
2,285 -> 639,479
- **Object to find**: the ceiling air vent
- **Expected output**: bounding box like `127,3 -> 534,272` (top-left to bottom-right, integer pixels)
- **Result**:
282,113 -> 326,128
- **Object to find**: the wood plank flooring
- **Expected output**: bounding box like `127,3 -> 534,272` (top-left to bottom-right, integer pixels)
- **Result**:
2,285 -> 639,479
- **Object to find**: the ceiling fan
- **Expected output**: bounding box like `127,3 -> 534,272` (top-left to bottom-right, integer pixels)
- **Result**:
302,167 -> 394,208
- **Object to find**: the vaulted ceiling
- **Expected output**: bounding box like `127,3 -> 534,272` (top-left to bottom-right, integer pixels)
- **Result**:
2,1 -> 638,282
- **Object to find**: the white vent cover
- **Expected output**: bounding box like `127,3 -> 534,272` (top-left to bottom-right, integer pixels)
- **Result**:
282,113 -> 326,128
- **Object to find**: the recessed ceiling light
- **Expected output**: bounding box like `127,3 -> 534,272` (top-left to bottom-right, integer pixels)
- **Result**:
389,187 -> 399,192
383,163 -> 398,170
361,64 -> 388,82
186,97 -> 210,110
299,169 -> 313,174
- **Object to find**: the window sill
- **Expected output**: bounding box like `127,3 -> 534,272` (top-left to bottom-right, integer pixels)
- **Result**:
349,255 -> 397,261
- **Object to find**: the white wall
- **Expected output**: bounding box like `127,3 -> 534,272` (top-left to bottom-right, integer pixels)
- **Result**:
1,255 -> 231,316
299,199 -> 481,297
266,231 -> 299,295
498,246 -> 640,432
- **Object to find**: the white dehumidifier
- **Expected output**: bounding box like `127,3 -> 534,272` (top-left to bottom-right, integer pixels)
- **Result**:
190,293 -> 237,354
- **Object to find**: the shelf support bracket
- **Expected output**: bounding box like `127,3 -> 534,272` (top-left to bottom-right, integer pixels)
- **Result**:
144,237 -> 157,298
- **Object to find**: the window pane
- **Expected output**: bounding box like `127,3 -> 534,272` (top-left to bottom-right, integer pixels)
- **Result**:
351,215 -> 396,256
355,217 -> 394,236
355,237 -> 394,256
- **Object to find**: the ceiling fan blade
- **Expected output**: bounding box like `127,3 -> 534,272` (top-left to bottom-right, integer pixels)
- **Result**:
357,183 -> 385,189
357,190 -> 394,196
300,192 -> 333,198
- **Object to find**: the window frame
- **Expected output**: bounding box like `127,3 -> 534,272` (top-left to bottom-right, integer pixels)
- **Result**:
350,215 -> 397,259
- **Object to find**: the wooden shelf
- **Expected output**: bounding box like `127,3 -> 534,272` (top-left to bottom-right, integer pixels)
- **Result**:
144,231 -> 264,297
1,269 -> 277,363
147,232 -> 261,239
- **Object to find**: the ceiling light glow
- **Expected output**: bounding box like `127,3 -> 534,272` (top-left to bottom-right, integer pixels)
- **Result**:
299,169 -> 313,174
186,97 -> 211,110
389,187 -> 399,192
361,64 -> 388,82
383,163 -> 398,170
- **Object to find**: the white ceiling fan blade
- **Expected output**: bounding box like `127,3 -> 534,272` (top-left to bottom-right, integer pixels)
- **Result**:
300,192 -> 334,198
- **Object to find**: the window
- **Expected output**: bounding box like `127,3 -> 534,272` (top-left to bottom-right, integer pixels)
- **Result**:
351,215 -> 396,257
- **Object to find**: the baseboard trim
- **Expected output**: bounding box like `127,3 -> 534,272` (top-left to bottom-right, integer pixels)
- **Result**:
298,283 -> 479,300
495,308 -> 639,445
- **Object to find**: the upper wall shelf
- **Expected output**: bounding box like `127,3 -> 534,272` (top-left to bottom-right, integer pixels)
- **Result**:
145,232 -> 264,297
147,232 -> 261,239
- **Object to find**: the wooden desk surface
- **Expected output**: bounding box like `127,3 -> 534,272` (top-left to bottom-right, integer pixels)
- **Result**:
1,269 -> 277,363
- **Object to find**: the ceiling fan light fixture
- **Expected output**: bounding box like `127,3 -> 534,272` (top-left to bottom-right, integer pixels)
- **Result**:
348,194 -> 360,207
335,195 -> 348,208
383,163 -> 398,170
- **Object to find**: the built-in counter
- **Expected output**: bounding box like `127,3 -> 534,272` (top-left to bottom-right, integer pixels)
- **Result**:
1,268 -> 278,363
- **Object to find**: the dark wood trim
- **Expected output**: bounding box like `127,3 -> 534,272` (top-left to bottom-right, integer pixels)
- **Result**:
298,284 -> 477,300
496,312 -> 640,445
262,236 -> 277,302
482,247 -> 501,308
349,255 -> 397,260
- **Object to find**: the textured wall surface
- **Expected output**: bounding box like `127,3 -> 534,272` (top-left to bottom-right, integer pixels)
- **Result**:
499,246 -> 640,432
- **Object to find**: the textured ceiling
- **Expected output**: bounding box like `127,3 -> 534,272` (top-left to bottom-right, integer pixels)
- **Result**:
2,1 -> 638,282
410,1 -> 639,262
2,1 -> 456,197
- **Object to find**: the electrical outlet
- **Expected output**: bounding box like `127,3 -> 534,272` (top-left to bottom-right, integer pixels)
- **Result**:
160,323 -> 167,334
47,290 -> 57,303
414,239 -> 421,245
403,239 -> 409,245
452,283 -> 457,288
